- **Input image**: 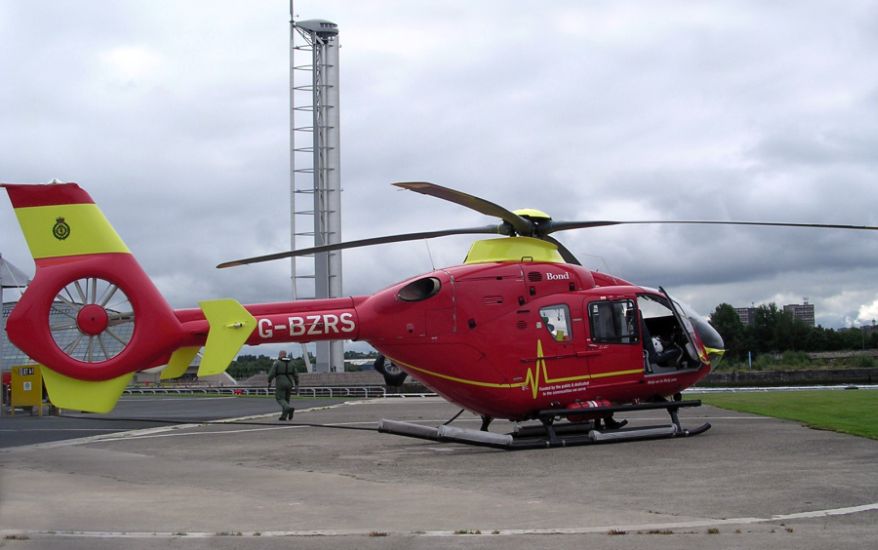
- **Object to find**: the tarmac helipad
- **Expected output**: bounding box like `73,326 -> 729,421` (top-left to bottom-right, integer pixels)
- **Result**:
0,395 -> 876,549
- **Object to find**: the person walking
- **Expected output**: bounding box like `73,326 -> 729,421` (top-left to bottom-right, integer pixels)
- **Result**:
267,350 -> 299,420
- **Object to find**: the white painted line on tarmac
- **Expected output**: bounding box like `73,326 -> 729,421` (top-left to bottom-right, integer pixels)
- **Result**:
117,397 -> 236,402
5,402 -> 352,450
0,428 -> 122,432
91,424 -> 310,441
2,502 -> 876,540
213,399 -> 356,422
355,396 -> 446,404
5,424 -> 202,450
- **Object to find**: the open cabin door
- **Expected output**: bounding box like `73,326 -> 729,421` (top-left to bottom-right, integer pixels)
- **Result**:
636,290 -> 702,374
658,287 -> 706,367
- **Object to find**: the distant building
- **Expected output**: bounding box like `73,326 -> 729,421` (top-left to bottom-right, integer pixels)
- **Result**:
783,300 -> 815,327
734,306 -> 756,326
733,300 -> 816,327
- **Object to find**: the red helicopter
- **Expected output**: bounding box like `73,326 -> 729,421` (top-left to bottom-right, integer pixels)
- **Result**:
3,181 -> 876,448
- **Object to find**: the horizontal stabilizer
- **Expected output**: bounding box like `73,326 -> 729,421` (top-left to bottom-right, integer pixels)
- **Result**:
42,365 -> 133,413
198,299 -> 256,377
161,346 -> 201,380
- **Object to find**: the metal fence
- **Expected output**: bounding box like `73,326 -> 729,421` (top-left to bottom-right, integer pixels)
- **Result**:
124,386 -> 390,399
686,384 -> 878,393
123,384 -> 878,399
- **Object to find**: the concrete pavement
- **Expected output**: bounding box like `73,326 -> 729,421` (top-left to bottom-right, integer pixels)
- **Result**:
0,396 -> 875,549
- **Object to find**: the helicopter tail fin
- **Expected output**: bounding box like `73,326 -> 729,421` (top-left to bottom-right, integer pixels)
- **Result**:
197,299 -> 256,376
157,300 -> 257,380
2,183 -> 188,412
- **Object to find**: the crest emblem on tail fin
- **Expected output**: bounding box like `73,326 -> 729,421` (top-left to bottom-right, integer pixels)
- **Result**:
52,217 -> 70,240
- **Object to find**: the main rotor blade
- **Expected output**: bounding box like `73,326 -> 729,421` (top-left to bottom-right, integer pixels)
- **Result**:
394,181 -> 533,237
542,235 -> 581,266
544,219 -> 878,234
217,225 -> 502,268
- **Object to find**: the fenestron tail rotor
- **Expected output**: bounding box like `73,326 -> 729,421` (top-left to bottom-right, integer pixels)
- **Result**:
218,181 -> 878,269
51,277 -> 135,363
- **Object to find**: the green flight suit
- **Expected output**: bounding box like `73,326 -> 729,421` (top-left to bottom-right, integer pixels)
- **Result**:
268,359 -> 299,420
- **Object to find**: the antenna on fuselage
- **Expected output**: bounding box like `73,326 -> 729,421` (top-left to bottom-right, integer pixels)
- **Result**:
424,240 -> 437,271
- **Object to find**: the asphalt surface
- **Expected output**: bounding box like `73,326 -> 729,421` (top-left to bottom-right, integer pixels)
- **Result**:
0,395 -> 348,448
0,395 -> 876,550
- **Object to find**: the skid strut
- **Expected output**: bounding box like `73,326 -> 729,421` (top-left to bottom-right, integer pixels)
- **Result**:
378,400 -> 711,450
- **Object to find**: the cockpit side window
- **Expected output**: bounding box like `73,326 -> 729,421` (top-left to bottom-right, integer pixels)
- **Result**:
539,305 -> 571,342
588,299 -> 638,344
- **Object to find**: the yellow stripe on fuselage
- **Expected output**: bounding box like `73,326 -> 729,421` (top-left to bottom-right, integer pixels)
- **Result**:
401,361 -> 517,389
391,339 -> 644,400
14,203 -> 129,259
590,368 -> 644,380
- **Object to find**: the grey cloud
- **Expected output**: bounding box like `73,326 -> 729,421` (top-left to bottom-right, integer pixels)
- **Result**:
2,0 -> 877,334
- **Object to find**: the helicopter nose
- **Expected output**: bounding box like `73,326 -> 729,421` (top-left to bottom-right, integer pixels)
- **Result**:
691,314 -> 725,368
704,345 -> 725,368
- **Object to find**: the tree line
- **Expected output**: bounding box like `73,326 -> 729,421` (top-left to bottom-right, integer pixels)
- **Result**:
709,303 -> 877,362
228,351 -> 379,379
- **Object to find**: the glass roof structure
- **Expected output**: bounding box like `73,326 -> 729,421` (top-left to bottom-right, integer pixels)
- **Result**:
1,301 -> 135,371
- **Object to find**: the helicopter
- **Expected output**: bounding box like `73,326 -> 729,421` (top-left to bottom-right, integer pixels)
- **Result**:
3,181 -> 877,449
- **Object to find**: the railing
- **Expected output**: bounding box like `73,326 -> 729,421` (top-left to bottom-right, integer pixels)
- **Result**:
297,386 -> 387,398
124,386 -> 389,399
687,384 -> 878,393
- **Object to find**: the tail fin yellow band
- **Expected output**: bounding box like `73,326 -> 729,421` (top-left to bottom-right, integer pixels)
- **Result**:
14,203 -> 129,259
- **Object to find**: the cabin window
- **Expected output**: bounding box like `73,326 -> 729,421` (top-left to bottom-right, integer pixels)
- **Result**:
539,305 -> 571,342
588,299 -> 638,344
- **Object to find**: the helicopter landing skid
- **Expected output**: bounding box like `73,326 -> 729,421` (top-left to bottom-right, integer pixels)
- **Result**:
377,400 -> 711,450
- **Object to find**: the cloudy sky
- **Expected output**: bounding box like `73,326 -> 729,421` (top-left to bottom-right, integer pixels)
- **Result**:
2,0 -> 878,353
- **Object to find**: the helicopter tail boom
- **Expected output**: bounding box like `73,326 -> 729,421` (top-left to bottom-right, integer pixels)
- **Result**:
2,183 -> 371,412
2,183 -> 191,412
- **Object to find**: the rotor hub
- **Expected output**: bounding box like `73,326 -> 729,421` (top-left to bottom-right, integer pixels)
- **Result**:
512,208 -> 552,221
76,304 -> 110,336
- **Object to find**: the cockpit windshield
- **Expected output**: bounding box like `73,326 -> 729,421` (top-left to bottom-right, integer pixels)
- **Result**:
660,289 -> 725,369
669,297 -> 724,352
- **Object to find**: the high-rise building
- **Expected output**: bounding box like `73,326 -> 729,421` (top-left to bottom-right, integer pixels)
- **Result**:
733,299 -> 816,327
783,299 -> 815,327
734,306 -> 756,326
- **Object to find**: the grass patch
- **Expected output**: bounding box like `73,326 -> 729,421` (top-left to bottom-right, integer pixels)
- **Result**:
695,390 -> 878,440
